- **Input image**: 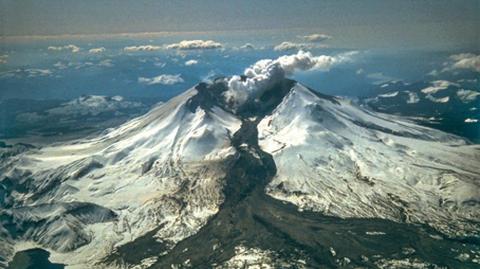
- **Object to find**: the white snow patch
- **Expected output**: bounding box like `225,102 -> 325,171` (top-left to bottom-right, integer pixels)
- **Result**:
365,231 -> 386,235
407,92 -> 420,104
457,89 -> 480,103
378,91 -> 398,98
421,80 -> 458,94
5,88 -> 241,268
464,118 -> 478,123
215,245 -> 306,269
426,94 -> 450,103
185,59 -> 198,66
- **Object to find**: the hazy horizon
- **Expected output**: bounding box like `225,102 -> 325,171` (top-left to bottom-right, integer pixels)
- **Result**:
1,0 -> 479,49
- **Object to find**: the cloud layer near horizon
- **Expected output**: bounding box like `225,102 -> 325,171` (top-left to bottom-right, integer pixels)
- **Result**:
48,44 -> 80,53
302,33 -> 332,42
166,40 -> 222,50
124,45 -> 161,52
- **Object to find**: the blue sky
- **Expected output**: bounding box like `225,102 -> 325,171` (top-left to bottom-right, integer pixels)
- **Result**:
1,0 -> 479,49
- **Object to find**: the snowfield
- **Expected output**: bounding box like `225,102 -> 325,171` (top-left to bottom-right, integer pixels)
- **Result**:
1,79 -> 479,268
1,87 -> 241,267
259,83 -> 480,237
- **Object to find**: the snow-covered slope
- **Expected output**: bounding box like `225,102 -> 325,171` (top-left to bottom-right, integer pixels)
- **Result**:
258,83 -> 480,237
2,76 -> 479,268
0,86 -> 241,267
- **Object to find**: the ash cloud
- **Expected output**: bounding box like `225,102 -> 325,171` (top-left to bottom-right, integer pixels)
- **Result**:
224,50 -> 356,108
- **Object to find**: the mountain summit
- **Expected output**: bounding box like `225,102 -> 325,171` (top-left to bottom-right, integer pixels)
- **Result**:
1,76 -> 479,268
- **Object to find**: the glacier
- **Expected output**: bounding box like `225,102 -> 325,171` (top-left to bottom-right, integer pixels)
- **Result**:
259,83 -> 480,237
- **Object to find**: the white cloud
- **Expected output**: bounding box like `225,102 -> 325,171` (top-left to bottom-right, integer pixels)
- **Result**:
302,34 -> 332,42
448,53 -> 480,73
456,89 -> 480,103
420,80 -> 458,94
138,74 -> 184,85
224,50 -> 355,108
185,59 -> 199,66
274,42 -> 312,51
166,40 -> 223,50
88,47 -> 106,54
48,44 -> 80,53
124,45 -> 161,52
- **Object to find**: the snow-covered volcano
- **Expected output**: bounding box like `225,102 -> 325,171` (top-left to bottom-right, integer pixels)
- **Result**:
1,56 -> 479,268
259,83 -> 479,236
1,81 -> 243,267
